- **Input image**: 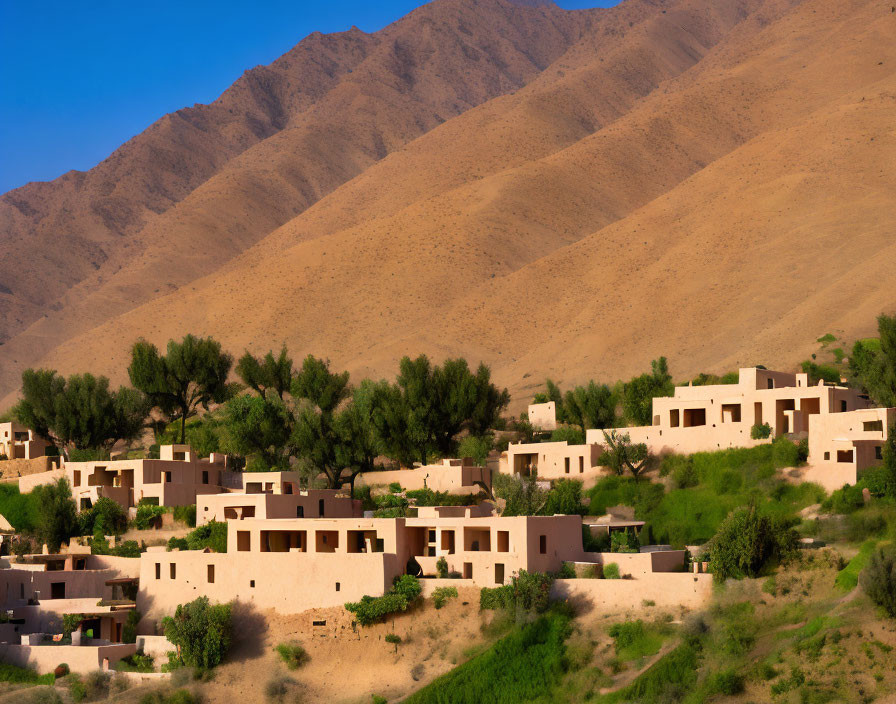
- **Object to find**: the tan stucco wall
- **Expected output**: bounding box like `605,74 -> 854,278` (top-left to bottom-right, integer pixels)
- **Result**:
0,642 -> 136,674
504,442 -> 600,480
551,573 -> 712,613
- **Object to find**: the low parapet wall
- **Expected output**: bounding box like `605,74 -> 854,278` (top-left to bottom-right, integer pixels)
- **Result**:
0,642 -> 136,674
0,456 -> 58,480
18,468 -> 66,493
551,572 -> 712,614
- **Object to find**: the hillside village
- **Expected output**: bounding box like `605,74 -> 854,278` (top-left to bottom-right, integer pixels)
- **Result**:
0,315 -> 893,703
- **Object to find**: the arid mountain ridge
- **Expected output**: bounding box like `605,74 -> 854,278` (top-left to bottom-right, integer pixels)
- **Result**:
0,0 -> 893,408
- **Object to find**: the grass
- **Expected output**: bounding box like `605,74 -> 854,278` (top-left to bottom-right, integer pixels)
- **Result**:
404,610 -> 573,704
598,642 -> 700,703
608,620 -> 666,662
588,443 -> 823,547
0,483 -> 39,532
834,539 -> 877,591
0,662 -> 54,685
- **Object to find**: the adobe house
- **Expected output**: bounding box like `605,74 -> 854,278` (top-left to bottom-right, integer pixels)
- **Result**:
197,487 -> 361,525
357,458 -> 492,494
0,421 -> 47,460
528,402 -> 558,431
805,408 -> 895,490
585,367 -> 872,455
0,553 -> 141,673
65,444 -> 232,511
503,441 -> 601,480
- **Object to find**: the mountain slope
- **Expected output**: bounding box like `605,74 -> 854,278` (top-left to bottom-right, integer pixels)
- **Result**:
1,0 -> 894,407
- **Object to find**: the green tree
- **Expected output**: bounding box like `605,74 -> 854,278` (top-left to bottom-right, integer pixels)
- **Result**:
32,477 -> 78,551
598,430 -> 651,481
16,370 -> 148,455
800,360 -> 840,385
128,334 -> 235,445
542,479 -> 585,515
493,473 -> 546,516
563,381 -> 616,432
533,379 -> 567,423
223,393 -> 293,471
291,355 -> 350,414
235,347 -> 293,399
707,505 -> 799,582
162,596 -> 232,670
622,357 -> 673,426
457,434 -> 493,466
850,314 -> 896,407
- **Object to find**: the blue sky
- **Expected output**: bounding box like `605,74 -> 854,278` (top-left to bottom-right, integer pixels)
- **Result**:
0,0 -> 612,194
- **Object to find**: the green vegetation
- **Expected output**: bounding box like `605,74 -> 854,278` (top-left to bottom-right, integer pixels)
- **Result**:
31,477 -> 78,552
750,422 -> 772,439
0,482 -> 39,532
345,575 -> 422,626
457,434 -> 493,466
274,642 -> 309,669
162,596 -> 232,670
801,360 -> 841,385
622,357 -> 673,426
600,641 -> 700,703
167,521 -> 228,553
479,570 -> 554,616
432,586 -> 458,609
608,620 -> 666,661
0,662 -> 55,685
598,430 -> 650,481
817,334 -> 837,344
704,505 -> 799,581
404,610 -> 572,704
860,544 -> 896,616
115,653 -> 155,673
602,563 -> 620,579
850,313 -> 896,407
79,496 -> 128,536
385,633 -> 402,652
134,502 -> 166,530
835,539 -> 878,591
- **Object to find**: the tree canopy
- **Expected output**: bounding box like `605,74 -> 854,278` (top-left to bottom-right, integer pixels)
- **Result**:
16,369 -> 148,454
851,314 -> 896,407
622,357 -> 673,426
235,347 -> 293,399
128,334 -> 235,444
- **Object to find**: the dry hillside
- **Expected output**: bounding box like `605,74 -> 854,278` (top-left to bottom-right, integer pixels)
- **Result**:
1,0 -> 894,406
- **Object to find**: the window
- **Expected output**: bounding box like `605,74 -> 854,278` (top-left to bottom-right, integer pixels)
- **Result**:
768,379 -> 774,389
840,400 -> 848,412
428,530 -> 436,542
237,531 -> 250,551
250,580 -> 255,588
205,564 -> 215,583
721,404 -> 742,423
539,535 -> 547,554
837,450 -> 853,463
497,531 -> 509,552
50,582 -> 65,599
296,506 -> 304,518
164,471 -> 172,483
875,446 -> 883,461
202,470 -> 209,485
73,470 -> 81,486
463,562 -> 472,579
335,582 -> 341,592
495,564 -> 505,584
155,563 -> 161,580
579,457 -> 584,473
670,409 -> 680,427
564,458 -> 570,474
313,620 -> 327,627
864,420 -> 884,432
683,409 -> 707,427
319,499 -> 325,517
170,563 -> 176,579
824,452 -> 830,460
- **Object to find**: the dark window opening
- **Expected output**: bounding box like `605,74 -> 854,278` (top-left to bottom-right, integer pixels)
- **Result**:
296,506 -> 304,518
170,563 -> 176,579
155,563 -> 161,580
539,535 -> 547,554
207,565 -> 215,583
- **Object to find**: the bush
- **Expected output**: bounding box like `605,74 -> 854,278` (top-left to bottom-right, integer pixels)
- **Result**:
388,482 -> 402,494
122,609 -> 140,644
480,585 -> 514,611
0,661 -> 55,685
610,530 -> 639,553
603,563 -> 620,579
542,479 -> 585,515
707,505 -> 799,581
550,426 -> 585,444
80,497 -> 128,536
750,423 -> 772,439
457,434 -> 493,466
54,663 -> 70,678
265,675 -> 296,703
0,483 -> 39,533
709,668 -> 745,695
608,620 -> 664,661
162,596 -> 232,670
172,505 -> 197,527
167,536 -> 189,551
385,633 -> 402,652
185,521 -> 227,553
860,544 -> 896,617
275,642 -> 309,669
116,653 -> 155,672
134,504 -> 166,530
346,575 -> 422,626
432,586 -> 458,609
69,675 -> 87,702
436,556 -> 448,578
84,670 -> 111,699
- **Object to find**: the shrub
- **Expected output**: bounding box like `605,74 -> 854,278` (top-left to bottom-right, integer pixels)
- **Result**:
346,575 -> 422,626
480,585 -> 513,611
172,505 -> 197,527
608,620 -> 663,660
54,663 -> 70,678
432,586 -> 458,609
707,505 -> 799,581
510,570 -> 554,614
610,530 -> 639,553
68,674 -> 87,702
860,544 -> 896,617
79,497 -> 128,536
162,596 -> 233,670
603,563 -> 620,579
550,426 -> 584,444
388,482 -> 402,494
556,562 -> 576,579
185,521 -> 227,553
0,662 -> 54,685
750,422 -> 772,439
84,670 -> 111,699
457,434 -> 493,467
265,675 -> 295,703
542,479 -> 585,515
275,642 -> 309,670
709,668 -> 745,695
436,556 -> 448,578
385,633 -> 402,652
116,653 -> 155,673
167,536 -> 189,551
122,609 -> 140,644
134,504 -> 166,530
771,436 -> 802,468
